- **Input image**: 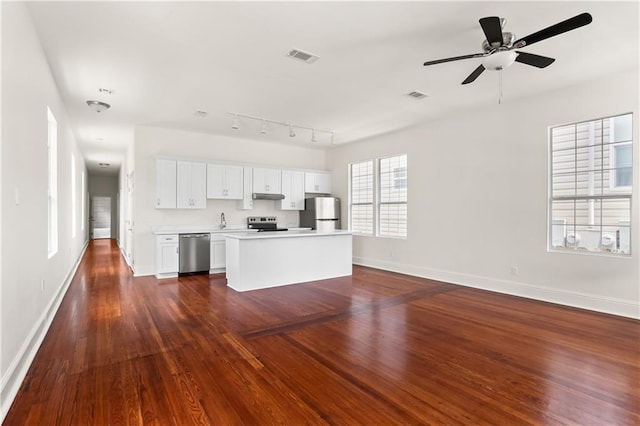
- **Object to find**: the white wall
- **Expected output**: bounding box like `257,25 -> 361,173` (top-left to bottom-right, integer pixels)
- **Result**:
327,67 -> 640,319
88,174 -> 119,239
132,126 -> 326,275
119,136 -> 135,266
1,2 -> 88,420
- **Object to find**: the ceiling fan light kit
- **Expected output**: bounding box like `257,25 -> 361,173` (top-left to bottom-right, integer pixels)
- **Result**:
482,50 -> 517,71
423,12 -> 593,85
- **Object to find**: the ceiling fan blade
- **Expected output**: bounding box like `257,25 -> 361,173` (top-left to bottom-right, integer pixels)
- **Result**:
515,52 -> 555,68
462,65 -> 485,85
423,53 -> 485,66
514,13 -> 592,47
479,16 -> 504,46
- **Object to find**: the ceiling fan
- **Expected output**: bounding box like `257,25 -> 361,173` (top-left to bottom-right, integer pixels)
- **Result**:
423,13 -> 593,84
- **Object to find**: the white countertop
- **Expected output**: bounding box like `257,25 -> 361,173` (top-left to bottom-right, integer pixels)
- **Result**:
152,226 -> 312,235
225,229 -> 351,240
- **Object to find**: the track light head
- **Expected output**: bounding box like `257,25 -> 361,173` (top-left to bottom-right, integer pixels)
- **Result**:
289,124 -> 296,138
231,115 -> 240,130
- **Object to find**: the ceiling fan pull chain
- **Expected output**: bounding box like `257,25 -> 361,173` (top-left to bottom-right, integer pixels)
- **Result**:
498,69 -> 503,104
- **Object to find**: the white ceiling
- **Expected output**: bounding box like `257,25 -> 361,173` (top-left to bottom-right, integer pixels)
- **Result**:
26,1 -> 639,175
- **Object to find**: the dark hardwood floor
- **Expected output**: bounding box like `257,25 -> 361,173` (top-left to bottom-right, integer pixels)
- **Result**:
4,239 -> 639,425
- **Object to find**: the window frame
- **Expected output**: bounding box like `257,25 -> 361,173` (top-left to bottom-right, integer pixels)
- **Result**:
349,160 -> 374,236
609,141 -> 632,191
348,154 -> 408,239
548,113 -> 632,256
377,155 -> 408,239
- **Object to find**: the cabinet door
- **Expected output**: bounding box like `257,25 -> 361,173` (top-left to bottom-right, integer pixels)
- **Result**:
253,168 -> 281,194
315,172 -> 331,194
157,235 -> 179,274
239,167 -> 253,210
224,166 -> 244,199
206,164 -> 226,199
156,159 -> 177,208
211,240 -> 226,269
281,170 -> 305,210
305,171 -> 331,194
176,161 -> 192,208
190,162 -> 207,208
159,244 -> 179,273
178,161 -> 206,208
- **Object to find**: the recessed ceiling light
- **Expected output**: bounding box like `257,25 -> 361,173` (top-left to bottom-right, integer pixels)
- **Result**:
194,110 -> 208,118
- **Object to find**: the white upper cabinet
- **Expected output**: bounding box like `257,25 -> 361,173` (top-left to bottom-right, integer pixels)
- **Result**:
280,170 -> 305,210
156,159 -> 177,208
177,161 -> 206,209
207,164 -> 243,200
305,171 -> 331,194
252,167 -> 282,194
239,167 -> 254,210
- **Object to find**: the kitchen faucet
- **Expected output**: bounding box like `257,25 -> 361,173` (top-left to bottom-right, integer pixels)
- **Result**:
220,212 -> 226,229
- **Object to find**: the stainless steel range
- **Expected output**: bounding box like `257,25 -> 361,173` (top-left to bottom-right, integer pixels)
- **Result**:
247,216 -> 288,232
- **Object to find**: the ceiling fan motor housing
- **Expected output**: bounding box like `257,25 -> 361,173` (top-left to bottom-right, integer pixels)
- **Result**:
482,32 -> 516,51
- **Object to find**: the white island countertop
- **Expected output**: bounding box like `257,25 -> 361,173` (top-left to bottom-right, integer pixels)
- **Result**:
225,229 -> 352,240
152,226 -> 311,235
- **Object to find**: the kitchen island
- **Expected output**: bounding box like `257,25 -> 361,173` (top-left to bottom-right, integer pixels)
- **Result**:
225,230 -> 352,292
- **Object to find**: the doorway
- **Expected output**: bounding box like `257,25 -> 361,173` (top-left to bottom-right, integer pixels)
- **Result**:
91,196 -> 111,239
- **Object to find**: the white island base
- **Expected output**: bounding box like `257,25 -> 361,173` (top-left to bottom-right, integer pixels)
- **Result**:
225,231 -> 352,292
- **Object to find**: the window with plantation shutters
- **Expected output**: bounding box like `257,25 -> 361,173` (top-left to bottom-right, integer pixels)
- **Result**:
549,113 -> 632,255
379,155 -> 407,238
349,154 -> 408,238
349,160 -> 374,234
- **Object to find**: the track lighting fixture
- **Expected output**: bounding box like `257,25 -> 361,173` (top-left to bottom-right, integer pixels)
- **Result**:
227,112 -> 333,144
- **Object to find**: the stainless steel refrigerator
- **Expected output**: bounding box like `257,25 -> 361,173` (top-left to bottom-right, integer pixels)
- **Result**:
300,197 -> 341,231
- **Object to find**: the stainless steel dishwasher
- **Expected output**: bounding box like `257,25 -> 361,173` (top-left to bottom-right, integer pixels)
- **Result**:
179,233 -> 210,274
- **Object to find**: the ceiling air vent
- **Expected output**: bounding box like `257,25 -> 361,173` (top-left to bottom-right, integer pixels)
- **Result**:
286,49 -> 319,64
407,91 -> 428,100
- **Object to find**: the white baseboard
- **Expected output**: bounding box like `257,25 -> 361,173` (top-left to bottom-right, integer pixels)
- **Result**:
1,242 -> 89,422
353,256 -> 640,320
132,264 -> 154,277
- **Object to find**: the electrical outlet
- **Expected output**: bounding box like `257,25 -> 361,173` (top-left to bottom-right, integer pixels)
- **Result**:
510,266 -> 519,276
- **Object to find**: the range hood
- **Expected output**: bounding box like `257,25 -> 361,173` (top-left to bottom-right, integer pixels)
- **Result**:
252,193 -> 285,200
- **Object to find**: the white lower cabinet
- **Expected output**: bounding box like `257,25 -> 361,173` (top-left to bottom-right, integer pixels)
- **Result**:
210,236 -> 226,270
156,235 -> 179,277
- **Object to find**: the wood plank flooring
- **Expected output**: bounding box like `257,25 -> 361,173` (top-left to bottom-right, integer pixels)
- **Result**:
4,239 -> 639,425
